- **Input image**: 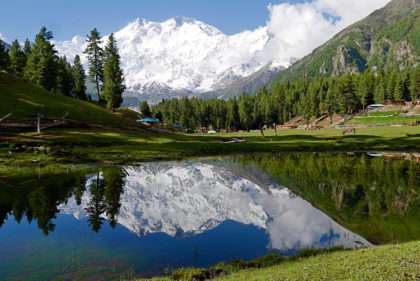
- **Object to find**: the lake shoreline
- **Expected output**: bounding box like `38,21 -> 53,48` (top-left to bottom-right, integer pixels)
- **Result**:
140,241 -> 420,281
1,126 -> 419,168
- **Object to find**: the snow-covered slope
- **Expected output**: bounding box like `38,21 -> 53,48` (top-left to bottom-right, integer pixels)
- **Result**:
55,17 -> 281,101
60,160 -> 370,252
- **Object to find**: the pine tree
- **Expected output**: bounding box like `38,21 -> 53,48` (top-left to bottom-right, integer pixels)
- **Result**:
140,101 -> 151,117
393,74 -> 404,101
339,74 -> 359,114
55,56 -> 74,96
0,40 -> 10,72
85,28 -> 104,103
9,40 -> 26,75
180,98 -> 195,128
24,27 -> 58,91
385,69 -> 397,101
238,94 -> 253,130
326,81 -> 339,123
374,74 -> 386,104
226,98 -> 240,130
102,34 -> 125,110
401,72 -> 411,101
72,55 -> 87,100
154,111 -> 163,121
410,67 -> 420,102
357,73 -> 373,110
23,39 -> 31,57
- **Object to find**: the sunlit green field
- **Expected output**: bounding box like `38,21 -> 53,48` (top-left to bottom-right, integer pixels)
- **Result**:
200,125 -> 420,138
139,242 -> 420,281
348,111 -> 420,125
214,242 -> 420,281
1,126 -> 419,168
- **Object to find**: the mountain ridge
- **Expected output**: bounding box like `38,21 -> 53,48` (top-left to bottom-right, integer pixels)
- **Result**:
55,17 -> 278,102
276,0 -> 420,82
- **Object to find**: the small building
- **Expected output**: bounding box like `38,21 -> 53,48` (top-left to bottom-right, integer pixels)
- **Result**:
137,117 -> 160,125
171,123 -> 183,130
367,104 -> 385,111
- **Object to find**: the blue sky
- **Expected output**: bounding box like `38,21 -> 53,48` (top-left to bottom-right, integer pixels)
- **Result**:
0,0 -> 299,41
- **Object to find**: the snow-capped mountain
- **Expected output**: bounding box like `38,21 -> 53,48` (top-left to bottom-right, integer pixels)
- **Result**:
55,17 -> 283,102
60,160 -> 370,252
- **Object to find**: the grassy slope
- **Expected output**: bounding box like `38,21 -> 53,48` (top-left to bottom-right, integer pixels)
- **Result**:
0,73 -> 136,128
215,242 -> 420,281
141,242 -> 420,281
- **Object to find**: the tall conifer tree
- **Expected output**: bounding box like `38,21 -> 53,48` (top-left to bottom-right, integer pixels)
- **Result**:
102,34 -> 125,110
9,40 -> 27,75
85,28 -> 104,103
0,40 -> 10,72
140,101 -> 152,117
55,56 -> 74,96
23,39 -> 32,57
72,55 -> 87,100
24,27 -> 58,91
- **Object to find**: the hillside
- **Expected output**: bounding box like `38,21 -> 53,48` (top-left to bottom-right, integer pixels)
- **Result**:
0,73 -> 138,129
277,0 -> 420,82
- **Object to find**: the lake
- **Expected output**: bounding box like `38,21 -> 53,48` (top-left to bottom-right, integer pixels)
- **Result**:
0,152 -> 419,280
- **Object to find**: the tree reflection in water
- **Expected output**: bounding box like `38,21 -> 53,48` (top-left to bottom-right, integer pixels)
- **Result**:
0,166 -> 126,234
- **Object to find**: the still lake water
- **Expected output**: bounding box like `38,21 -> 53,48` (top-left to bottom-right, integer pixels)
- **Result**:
0,152 -> 419,280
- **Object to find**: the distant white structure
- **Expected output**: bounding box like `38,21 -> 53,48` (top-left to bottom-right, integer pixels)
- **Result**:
367,104 -> 385,111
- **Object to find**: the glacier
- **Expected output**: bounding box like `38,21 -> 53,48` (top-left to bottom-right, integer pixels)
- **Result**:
54,17 -> 281,102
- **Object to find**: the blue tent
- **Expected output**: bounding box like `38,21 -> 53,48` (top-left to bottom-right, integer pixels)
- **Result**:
137,117 -> 160,124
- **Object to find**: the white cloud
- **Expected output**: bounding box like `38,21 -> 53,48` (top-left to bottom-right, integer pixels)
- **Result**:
0,33 -> 7,42
264,0 -> 392,66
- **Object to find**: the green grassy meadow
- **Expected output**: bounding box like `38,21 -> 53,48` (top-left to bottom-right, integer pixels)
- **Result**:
0,73 -> 138,128
349,111 -> 420,125
139,242 -> 420,281
1,125 -> 419,168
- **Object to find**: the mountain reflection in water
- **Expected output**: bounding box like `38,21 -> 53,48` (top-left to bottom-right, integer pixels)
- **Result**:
60,161 -> 370,252
1,152 -> 418,279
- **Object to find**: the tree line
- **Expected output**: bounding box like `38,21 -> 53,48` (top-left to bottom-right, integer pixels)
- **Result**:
0,27 -> 125,110
151,67 -> 420,130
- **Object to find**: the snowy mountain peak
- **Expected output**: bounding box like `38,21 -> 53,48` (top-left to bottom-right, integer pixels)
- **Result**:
55,16 -> 280,102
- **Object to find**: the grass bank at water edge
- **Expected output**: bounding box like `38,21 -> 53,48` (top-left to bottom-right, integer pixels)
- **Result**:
140,242 -> 420,281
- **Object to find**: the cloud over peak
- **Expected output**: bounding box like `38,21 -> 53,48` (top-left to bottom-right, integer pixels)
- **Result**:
264,0 -> 392,65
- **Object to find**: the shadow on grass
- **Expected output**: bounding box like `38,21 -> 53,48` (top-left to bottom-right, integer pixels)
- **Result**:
1,128 -> 419,165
